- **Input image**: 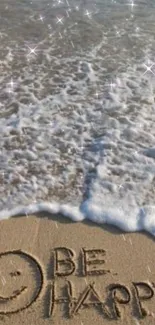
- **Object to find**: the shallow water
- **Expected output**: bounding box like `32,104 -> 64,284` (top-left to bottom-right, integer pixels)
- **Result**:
1,0 -> 155,236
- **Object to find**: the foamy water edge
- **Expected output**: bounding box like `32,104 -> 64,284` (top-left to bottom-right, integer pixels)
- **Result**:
1,200 -> 155,238
1,0 -> 155,238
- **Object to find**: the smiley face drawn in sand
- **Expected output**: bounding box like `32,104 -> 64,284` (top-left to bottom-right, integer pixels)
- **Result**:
0,250 -> 43,314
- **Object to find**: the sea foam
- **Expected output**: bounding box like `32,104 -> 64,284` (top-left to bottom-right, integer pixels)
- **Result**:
0,0 -> 155,237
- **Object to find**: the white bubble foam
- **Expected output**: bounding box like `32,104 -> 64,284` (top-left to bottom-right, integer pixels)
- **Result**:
0,0 -> 155,237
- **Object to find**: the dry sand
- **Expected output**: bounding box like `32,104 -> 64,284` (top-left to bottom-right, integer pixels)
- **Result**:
0,213 -> 155,325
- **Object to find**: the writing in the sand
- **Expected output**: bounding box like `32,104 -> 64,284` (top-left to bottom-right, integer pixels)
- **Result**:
0,247 -> 154,321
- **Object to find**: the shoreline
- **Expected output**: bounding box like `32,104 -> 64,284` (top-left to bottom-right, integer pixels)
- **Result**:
0,213 -> 155,324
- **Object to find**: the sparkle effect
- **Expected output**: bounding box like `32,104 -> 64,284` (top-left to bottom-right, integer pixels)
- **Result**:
84,10 -> 92,18
27,45 -> 38,56
38,15 -> 45,22
56,16 -> 64,24
7,78 -> 17,93
107,81 -> 116,91
143,63 -> 155,76
127,0 -> 137,10
8,78 -> 16,89
0,0 -> 155,236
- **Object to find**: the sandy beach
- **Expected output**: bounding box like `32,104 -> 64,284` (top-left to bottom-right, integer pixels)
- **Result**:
0,3 -> 155,324
0,214 -> 155,325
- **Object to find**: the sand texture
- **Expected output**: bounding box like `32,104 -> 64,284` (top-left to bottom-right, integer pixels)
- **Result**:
0,213 -> 155,325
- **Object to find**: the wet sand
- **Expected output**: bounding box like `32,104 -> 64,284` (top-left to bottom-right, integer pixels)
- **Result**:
0,213 -> 155,324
